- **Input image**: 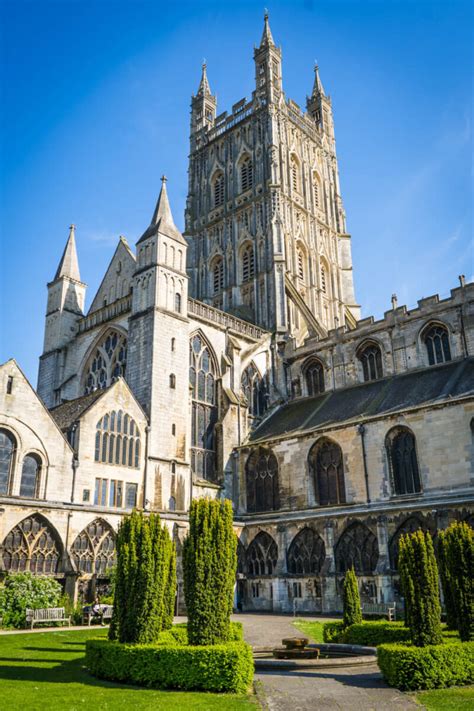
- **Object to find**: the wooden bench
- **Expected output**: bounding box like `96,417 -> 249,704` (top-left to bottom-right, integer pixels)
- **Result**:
362,602 -> 397,621
26,607 -> 71,629
82,604 -> 113,626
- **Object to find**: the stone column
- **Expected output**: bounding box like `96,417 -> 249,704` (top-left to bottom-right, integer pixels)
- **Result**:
273,523 -> 289,613
375,515 -> 393,603
321,521 -> 337,612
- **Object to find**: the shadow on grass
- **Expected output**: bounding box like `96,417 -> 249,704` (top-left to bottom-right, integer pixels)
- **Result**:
22,647 -> 80,653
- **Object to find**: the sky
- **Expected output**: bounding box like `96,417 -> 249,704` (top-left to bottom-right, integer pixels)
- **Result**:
0,0 -> 472,385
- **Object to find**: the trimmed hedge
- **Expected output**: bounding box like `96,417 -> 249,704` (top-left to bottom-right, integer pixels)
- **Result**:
323,620 -> 411,646
85,638 -> 253,693
158,622 -> 243,647
377,641 -> 474,690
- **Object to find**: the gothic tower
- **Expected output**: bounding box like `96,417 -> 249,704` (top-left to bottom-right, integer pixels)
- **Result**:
185,14 -> 360,339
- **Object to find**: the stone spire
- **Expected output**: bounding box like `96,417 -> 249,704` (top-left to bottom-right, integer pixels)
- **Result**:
196,61 -> 212,97
54,224 -> 81,281
138,176 -> 186,244
311,63 -> 326,98
259,10 -> 275,47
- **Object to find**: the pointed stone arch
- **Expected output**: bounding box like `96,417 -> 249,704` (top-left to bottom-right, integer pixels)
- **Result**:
71,518 -> 116,575
2,513 -> 64,574
190,330 -> 219,481
247,531 -> 278,576
81,327 -> 128,394
287,527 -> 325,575
335,522 -> 379,575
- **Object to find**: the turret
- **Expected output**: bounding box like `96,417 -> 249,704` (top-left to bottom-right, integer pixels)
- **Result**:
307,63 -> 333,136
253,12 -> 282,105
190,62 -> 217,141
37,225 -> 87,406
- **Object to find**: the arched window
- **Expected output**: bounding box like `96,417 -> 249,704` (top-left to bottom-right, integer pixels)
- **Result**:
247,532 -> 278,576
190,334 -> 218,481
320,264 -> 327,293
297,248 -> 305,282
242,244 -> 255,282
389,516 -> 426,570
290,155 -> 300,192
71,519 -> 116,575
386,427 -> 421,496
83,330 -> 127,394
287,528 -> 325,575
240,156 -> 253,192
423,323 -> 451,365
0,429 -> 16,495
213,171 -> 224,207
313,173 -> 321,208
19,454 -> 41,498
94,410 -> 140,468
169,373 -> 176,389
304,359 -> 325,396
2,514 -> 62,574
357,342 -> 383,382
241,363 -> 267,418
335,522 -> 379,574
246,447 -> 279,513
308,438 -> 346,506
174,292 -> 182,313
212,257 -> 224,294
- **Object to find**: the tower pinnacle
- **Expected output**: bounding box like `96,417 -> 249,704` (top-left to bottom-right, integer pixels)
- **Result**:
196,61 -> 212,97
312,63 -> 326,98
138,177 -> 186,245
54,224 -> 81,281
259,10 -> 275,47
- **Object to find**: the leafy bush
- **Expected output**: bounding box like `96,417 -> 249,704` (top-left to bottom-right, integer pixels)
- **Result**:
109,511 -> 176,644
85,638 -> 253,693
377,641 -> 474,690
183,499 -> 237,645
342,567 -> 362,628
439,522 -> 474,642
399,530 -> 443,646
323,621 -> 345,642
322,620 -> 411,645
59,594 -> 83,626
0,573 -> 62,628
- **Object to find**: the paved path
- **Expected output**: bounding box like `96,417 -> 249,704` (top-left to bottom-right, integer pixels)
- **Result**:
234,614 -> 420,711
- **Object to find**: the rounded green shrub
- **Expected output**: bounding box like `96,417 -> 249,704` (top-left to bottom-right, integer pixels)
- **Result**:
0,572 -> 62,628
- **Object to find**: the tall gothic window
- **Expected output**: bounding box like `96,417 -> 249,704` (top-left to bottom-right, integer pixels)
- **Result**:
94,410 -> 140,468
246,447 -> 279,513
308,438 -> 346,506
335,522 -> 379,574
2,514 -> 62,574
83,330 -> 127,394
19,454 -> 41,498
287,528 -> 325,575
241,363 -> 267,418
213,257 -> 224,294
290,155 -> 300,192
190,334 -> 218,481
213,171 -> 224,207
297,249 -> 305,282
423,324 -> 451,365
320,264 -> 327,293
240,156 -> 253,192
242,244 -> 255,282
313,173 -> 321,208
304,359 -> 325,396
389,516 -> 426,570
247,531 -> 278,576
71,519 -> 116,575
386,427 -> 421,496
0,429 -> 16,495
357,342 -> 383,382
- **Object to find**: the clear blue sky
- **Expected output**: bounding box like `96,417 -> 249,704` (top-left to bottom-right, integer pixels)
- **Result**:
1,0 -> 472,385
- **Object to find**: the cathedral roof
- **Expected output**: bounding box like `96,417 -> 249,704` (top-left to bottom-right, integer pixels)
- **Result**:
54,224 -> 81,282
137,176 -> 186,245
50,388 -> 109,431
248,357 -> 474,444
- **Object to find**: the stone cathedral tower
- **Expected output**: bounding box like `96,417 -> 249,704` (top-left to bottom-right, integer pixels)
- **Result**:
185,14 -> 360,340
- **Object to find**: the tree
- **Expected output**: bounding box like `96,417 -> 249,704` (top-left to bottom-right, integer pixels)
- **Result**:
439,522 -> 473,642
0,572 -> 62,628
183,498 -> 237,645
342,567 -> 362,627
398,530 -> 442,646
109,511 -> 176,644
437,532 -> 457,630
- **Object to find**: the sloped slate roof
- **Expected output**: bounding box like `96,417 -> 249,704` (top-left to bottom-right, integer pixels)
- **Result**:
49,389 -> 108,431
249,358 -> 474,443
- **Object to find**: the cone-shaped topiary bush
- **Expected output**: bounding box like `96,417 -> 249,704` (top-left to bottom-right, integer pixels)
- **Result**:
438,530 -> 458,630
398,529 -> 442,647
109,511 -> 176,644
183,498 -> 237,645
342,567 -> 363,628
439,521 -> 473,642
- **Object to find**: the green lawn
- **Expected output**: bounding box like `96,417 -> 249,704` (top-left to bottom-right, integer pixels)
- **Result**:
415,687 -> 474,710
0,628 -> 257,710
293,618 -> 328,642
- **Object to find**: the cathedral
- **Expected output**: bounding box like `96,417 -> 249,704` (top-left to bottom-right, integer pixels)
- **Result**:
1,15 -> 473,611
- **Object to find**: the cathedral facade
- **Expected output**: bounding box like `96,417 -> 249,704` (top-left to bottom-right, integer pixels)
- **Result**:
1,16 -> 473,610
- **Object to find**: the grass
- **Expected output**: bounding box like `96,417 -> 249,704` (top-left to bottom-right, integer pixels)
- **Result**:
415,687 -> 474,710
0,628 -> 257,710
292,618 -> 328,642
